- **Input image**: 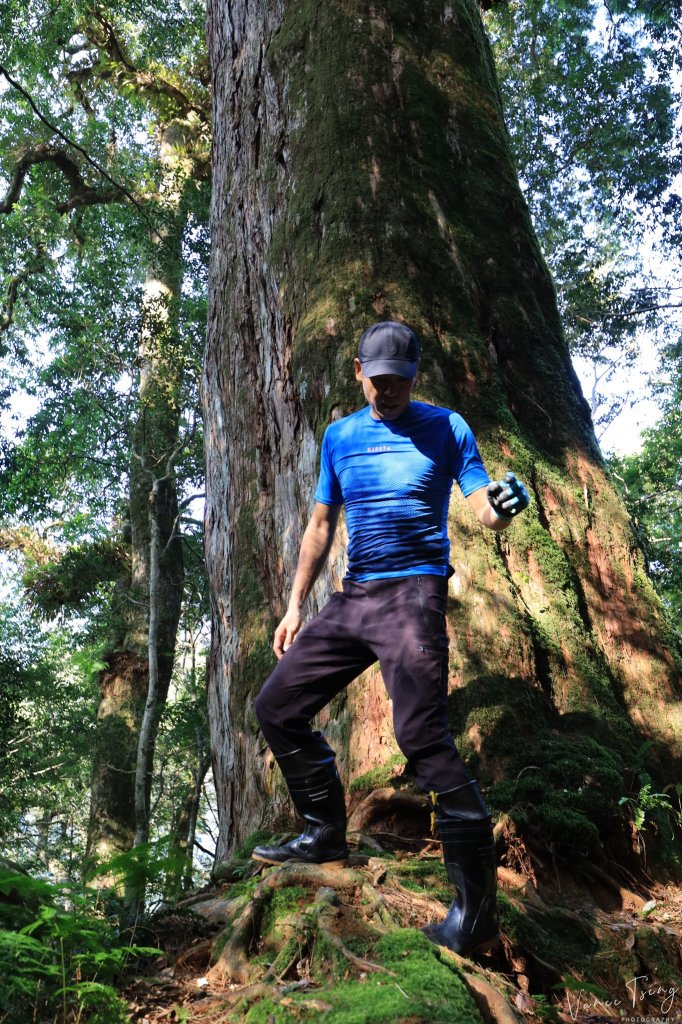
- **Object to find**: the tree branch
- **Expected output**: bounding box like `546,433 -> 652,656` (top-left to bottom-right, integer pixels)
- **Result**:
573,301 -> 682,328
0,63 -> 156,228
0,143 -> 120,215
602,302 -> 682,321
85,9 -> 208,119
193,837 -> 216,858
1,268 -> 30,337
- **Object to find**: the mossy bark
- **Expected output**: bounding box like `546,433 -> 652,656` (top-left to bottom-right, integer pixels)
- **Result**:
204,0 -> 681,863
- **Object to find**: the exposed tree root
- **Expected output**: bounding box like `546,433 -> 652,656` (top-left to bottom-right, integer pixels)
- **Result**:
133,841 -> 681,1024
317,918 -> 396,975
461,972 -> 521,1024
208,892 -> 264,985
347,787 -> 430,843
578,859 -> 647,910
359,884 -> 401,931
497,865 -> 545,907
313,885 -> 397,977
389,876 -> 450,923
255,860 -> 367,891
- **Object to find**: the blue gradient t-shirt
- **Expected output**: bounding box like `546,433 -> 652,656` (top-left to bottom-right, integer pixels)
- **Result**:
314,401 -> 489,581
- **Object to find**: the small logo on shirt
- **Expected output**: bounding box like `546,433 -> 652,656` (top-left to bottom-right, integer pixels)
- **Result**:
367,445 -> 392,453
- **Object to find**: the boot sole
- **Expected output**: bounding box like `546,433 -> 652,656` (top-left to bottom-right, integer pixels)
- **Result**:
251,853 -> 348,868
424,927 -> 501,957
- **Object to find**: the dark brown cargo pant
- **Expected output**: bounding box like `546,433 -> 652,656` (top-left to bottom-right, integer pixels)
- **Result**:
255,573 -> 470,793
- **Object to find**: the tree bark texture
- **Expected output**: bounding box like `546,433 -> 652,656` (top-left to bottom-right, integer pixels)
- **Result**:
204,0 -> 682,862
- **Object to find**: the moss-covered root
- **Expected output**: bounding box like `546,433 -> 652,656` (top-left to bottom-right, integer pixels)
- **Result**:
209,888 -> 269,985
206,856 -> 527,1023
234,930 -> 490,1024
209,862 -> 368,984
461,972 -> 523,1024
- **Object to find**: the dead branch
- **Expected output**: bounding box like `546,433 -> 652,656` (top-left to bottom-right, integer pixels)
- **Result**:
497,866 -> 544,907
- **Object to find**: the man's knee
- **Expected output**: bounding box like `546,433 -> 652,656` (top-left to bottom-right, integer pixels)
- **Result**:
254,679 -> 275,731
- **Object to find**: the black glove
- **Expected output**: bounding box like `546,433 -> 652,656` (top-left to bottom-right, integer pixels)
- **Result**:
487,471 -> 530,520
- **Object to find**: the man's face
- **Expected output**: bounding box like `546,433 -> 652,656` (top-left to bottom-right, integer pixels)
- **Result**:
354,358 -> 416,420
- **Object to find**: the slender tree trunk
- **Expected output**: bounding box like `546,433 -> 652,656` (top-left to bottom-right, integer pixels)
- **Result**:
204,0 -> 681,864
86,127 -> 188,866
166,749 -> 212,898
133,477 -> 164,849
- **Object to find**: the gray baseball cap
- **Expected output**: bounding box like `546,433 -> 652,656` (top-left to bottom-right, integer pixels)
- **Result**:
358,321 -> 420,378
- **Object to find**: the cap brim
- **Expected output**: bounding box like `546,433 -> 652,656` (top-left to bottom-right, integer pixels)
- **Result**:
360,359 -> 418,378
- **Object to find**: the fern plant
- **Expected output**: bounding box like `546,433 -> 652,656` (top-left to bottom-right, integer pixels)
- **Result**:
0,870 -> 159,1022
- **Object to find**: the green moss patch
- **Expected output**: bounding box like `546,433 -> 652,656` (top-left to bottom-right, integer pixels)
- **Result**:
498,891 -> 595,976
389,857 -> 450,904
488,733 -> 629,855
349,754 -> 409,793
239,929 -> 483,1024
260,886 -> 310,943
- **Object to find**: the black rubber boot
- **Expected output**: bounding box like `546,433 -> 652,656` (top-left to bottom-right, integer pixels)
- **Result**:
252,733 -> 348,867
422,780 -> 500,956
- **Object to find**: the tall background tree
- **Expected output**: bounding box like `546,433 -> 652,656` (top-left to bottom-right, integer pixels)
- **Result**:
485,0 -> 682,434
0,0 -> 212,886
204,0 -> 681,872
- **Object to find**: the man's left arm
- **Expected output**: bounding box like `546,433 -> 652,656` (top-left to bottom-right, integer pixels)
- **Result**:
466,472 -> 530,532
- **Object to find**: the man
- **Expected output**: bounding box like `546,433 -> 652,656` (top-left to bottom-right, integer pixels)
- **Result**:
253,321 -> 530,956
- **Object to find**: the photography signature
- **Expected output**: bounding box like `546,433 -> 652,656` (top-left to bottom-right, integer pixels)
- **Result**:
566,975 -> 680,1021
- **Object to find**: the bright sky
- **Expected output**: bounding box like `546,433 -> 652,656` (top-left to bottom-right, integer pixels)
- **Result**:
573,348 -> 662,456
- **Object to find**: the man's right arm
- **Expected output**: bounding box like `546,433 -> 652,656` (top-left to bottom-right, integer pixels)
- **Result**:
273,501 -> 341,659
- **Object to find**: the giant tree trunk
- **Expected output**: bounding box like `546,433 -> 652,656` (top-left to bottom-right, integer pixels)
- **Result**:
204,0 -> 681,864
86,134 -> 187,865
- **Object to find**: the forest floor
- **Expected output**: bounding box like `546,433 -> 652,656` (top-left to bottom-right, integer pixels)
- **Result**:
121,798 -> 682,1024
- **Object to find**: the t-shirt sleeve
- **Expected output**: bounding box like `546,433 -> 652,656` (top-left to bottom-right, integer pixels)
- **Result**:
448,413 -> 490,497
314,427 -> 344,506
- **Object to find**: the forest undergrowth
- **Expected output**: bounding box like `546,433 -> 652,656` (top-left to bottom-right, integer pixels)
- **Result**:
117,791 -> 682,1024
2,790 -> 680,1023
